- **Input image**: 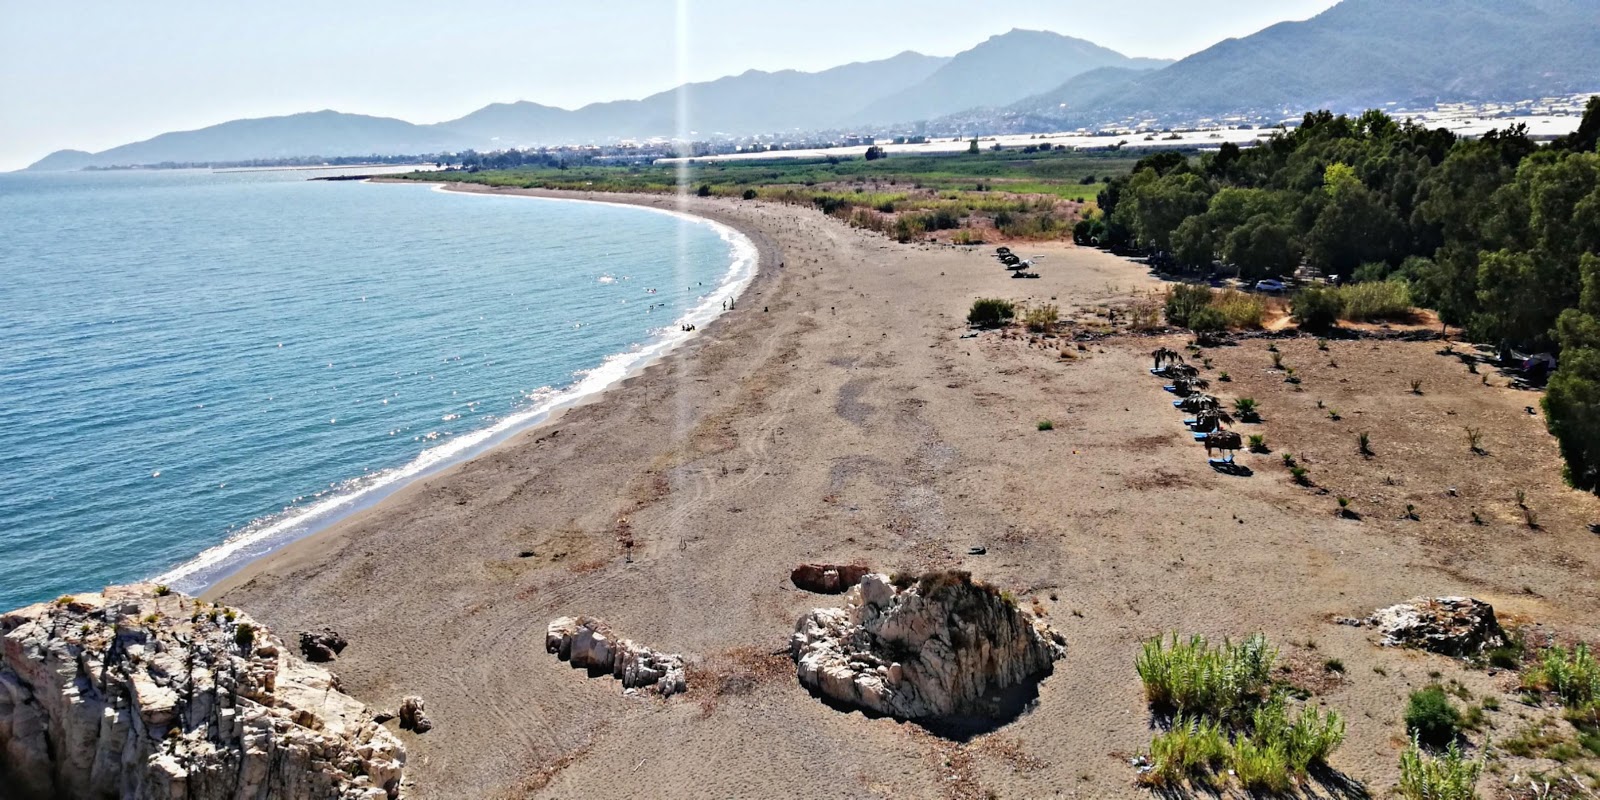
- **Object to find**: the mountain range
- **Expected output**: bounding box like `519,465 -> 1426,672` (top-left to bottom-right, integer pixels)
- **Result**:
25,0 -> 1600,171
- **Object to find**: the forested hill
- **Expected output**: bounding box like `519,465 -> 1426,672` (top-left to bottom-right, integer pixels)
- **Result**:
1081,99 -> 1600,492
1025,0 -> 1600,126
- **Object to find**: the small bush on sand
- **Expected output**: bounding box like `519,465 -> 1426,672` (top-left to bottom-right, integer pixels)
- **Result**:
1023,303 -> 1059,333
1398,736 -> 1481,800
967,298 -> 1015,328
234,622 -> 256,650
1037,420 -> 1054,431
741,189 -> 758,200
1136,633 -> 1276,718
1406,685 -> 1462,748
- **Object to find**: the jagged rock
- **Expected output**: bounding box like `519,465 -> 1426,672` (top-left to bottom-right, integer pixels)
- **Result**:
299,628 -> 348,663
397,697 -> 431,734
0,584 -> 405,800
790,564 -> 871,594
790,571 -> 1067,720
1368,597 -> 1508,656
544,617 -> 686,696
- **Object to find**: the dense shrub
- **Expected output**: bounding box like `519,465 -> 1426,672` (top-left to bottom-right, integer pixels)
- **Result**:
1164,284 -> 1214,328
1405,685 -> 1462,748
741,189 -> 757,200
1292,286 -> 1343,331
967,298 -> 1015,328
1187,307 -> 1226,332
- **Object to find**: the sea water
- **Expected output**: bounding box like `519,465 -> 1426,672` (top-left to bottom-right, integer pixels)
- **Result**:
0,168 -> 754,609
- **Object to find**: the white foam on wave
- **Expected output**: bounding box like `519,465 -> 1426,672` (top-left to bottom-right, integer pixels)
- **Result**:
156,190 -> 758,592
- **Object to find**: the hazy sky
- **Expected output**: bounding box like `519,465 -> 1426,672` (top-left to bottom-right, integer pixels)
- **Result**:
0,0 -> 1339,170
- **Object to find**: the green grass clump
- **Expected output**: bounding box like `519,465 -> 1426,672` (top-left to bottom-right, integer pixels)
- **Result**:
1250,696 -> 1346,777
1136,633 -> 1277,718
1210,288 -> 1267,329
1139,716 -> 1229,787
1336,280 -> 1413,321
967,298 -> 1015,328
1022,303 -> 1059,332
1135,635 -> 1346,793
1406,685 -> 1463,748
1036,419 -> 1054,431
1230,737 -> 1293,793
1521,643 -> 1600,716
1398,736 -> 1481,800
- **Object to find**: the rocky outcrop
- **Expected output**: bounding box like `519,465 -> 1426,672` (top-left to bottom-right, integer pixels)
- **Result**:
791,571 -> 1067,720
0,584 -> 405,800
545,617 -> 686,696
1366,597 -> 1508,656
791,564 -> 872,594
298,628 -> 348,663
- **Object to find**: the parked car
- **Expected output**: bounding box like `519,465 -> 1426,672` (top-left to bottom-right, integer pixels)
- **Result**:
1254,279 -> 1286,292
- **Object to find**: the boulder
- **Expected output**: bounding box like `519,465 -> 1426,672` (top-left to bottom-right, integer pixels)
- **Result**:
0,584 -> 405,799
790,571 -> 1067,720
544,617 -> 686,696
397,697 -> 431,734
790,564 -> 872,594
1367,597 -> 1508,656
298,628 -> 348,663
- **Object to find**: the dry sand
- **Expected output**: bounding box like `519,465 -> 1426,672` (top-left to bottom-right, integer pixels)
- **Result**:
211,187 -> 1600,798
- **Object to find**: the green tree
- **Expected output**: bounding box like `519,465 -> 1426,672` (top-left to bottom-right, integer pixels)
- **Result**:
1545,253 -> 1600,492
1170,216 -> 1217,270
1225,215 -> 1300,280
1307,179 -> 1401,275
967,138 -> 980,155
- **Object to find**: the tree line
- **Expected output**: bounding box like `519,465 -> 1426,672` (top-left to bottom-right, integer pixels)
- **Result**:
1075,100 -> 1600,492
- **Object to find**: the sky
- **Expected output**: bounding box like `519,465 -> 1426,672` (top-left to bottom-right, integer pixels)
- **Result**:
0,0 -> 1340,171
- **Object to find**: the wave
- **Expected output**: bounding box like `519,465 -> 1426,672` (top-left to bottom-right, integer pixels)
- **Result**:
156,192 -> 758,592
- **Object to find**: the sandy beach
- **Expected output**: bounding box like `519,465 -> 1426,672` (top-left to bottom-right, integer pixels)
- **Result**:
209,186 -> 1600,798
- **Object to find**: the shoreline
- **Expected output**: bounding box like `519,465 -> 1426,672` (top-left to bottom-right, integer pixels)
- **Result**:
203,189 -> 1600,798
202,184 -> 779,598
167,183 -> 765,595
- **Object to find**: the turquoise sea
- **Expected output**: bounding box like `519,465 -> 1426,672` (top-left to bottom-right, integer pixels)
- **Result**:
0,168 -> 754,609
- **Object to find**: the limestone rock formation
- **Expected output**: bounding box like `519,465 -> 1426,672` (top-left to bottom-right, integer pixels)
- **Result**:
791,571 -> 1067,720
1367,596 -> 1508,656
298,628 -> 348,663
0,584 -> 405,800
790,564 -> 872,594
545,617 -> 686,696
